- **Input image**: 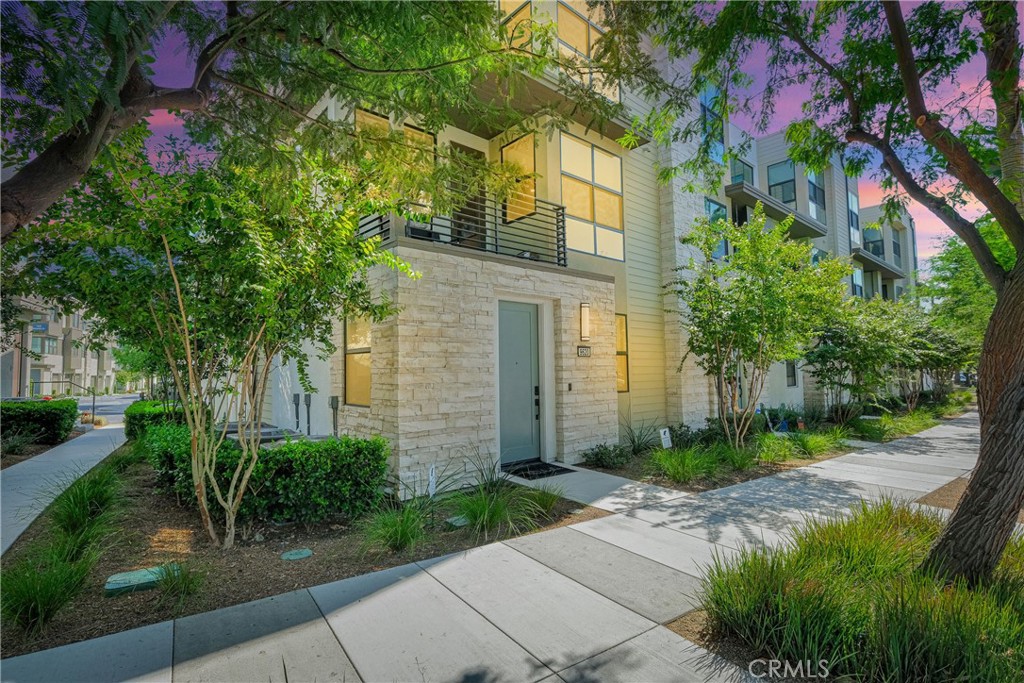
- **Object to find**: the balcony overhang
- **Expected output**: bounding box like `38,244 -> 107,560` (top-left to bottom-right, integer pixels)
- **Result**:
852,247 -> 905,279
450,72 -> 640,144
724,182 -> 828,239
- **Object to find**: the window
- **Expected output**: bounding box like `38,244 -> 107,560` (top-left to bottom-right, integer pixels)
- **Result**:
50,308 -> 60,322
811,247 -> 826,265
404,124 -> 436,208
892,230 -> 903,268
852,268 -> 864,298
767,161 -> 796,205
895,285 -> 904,300
705,198 -> 729,259
501,134 -> 536,222
616,314 -> 629,393
556,1 -> 619,101
561,133 -> 624,260
500,0 -> 532,48
786,361 -> 798,387
354,109 -> 389,134
30,337 -> 41,354
730,158 -> 753,185
848,190 -> 860,246
807,170 -> 826,223
31,336 -> 58,355
344,318 -> 371,407
699,87 -> 724,164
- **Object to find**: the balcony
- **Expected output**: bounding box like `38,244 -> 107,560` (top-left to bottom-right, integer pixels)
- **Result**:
852,242 -> 905,279
864,239 -> 885,259
358,192 -> 568,268
724,182 -> 828,239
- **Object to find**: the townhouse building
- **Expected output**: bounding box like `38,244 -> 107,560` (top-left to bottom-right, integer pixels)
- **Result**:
1,296 -> 119,398
264,1 -> 918,491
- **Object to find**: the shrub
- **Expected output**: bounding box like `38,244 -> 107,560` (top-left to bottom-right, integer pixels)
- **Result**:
701,501 -> 1024,682
709,442 -> 757,471
621,420 -> 661,455
453,462 -> 540,540
123,400 -> 186,440
754,433 -> 797,463
360,502 -> 429,553
788,432 -> 835,458
50,466 -> 120,538
140,423 -> 193,489
0,399 -> 79,444
1,544 -> 96,632
580,443 -> 631,469
851,417 -> 890,442
649,446 -> 719,483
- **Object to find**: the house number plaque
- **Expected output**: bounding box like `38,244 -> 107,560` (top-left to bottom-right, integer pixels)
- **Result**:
577,346 -> 592,357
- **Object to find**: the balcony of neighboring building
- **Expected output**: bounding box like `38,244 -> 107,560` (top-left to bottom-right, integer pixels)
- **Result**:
852,227 -> 905,279
723,180 -> 828,239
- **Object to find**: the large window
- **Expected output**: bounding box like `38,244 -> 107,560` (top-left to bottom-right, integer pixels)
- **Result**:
892,229 -> 903,268
807,169 -> 826,223
616,314 -> 629,393
730,158 -> 753,185
31,336 -> 58,355
699,87 -> 724,164
556,1 -> 619,101
561,133 -> 624,260
705,198 -> 729,260
500,0 -> 532,48
767,161 -> 796,205
848,190 -> 860,246
851,268 -> 865,298
786,361 -> 798,387
501,134 -> 536,222
344,318 -> 371,407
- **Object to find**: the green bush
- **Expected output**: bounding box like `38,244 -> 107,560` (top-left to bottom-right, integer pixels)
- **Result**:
360,503 -> 429,553
123,400 -> 186,440
140,423 -> 193,490
701,500 -> 1024,682
0,399 -> 79,444
580,443 -> 631,469
754,433 -> 797,463
649,446 -> 719,483
1,545 -> 96,632
453,462 -> 541,540
880,409 -> 940,438
788,432 -> 835,458
709,442 -> 757,471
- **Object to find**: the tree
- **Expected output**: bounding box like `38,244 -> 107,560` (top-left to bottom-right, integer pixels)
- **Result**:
0,1 -> 619,239
604,0 -> 1024,585
919,218 -> 1016,364
672,203 -> 848,447
6,140 -> 414,549
112,344 -> 167,395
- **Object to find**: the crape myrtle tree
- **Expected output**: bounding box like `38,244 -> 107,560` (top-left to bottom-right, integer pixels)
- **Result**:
5,135 -> 415,549
672,204 -> 848,448
0,0 -> 625,239
601,0 -> 1023,584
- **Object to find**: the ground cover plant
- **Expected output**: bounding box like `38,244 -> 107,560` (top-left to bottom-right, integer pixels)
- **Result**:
701,500 -> 1024,682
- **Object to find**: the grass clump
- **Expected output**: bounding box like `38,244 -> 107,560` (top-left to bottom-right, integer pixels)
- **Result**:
156,562 -> 203,612
1,544 -> 97,632
621,420 -> 661,456
788,431 -> 836,458
649,446 -> 719,483
701,500 -> 1024,682
521,484 -> 564,519
49,466 -> 120,538
754,433 -> 797,463
880,409 -> 940,439
360,502 -> 430,553
453,461 -> 542,540
0,428 -> 40,455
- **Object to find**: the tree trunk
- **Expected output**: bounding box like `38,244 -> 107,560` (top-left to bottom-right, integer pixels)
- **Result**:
921,262 -> 1024,584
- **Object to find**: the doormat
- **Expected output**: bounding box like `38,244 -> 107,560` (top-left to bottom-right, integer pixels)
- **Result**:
502,460 -> 574,480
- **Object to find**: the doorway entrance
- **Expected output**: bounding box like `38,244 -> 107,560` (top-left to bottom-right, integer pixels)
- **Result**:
498,301 -> 541,465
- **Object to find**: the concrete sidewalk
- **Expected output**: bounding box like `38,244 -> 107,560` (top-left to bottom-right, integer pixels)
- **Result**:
2,425 -> 127,556
0,414 -> 981,683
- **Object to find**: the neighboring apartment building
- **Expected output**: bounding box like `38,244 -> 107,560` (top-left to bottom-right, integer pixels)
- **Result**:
263,1 -> 918,490
1,296 -> 118,398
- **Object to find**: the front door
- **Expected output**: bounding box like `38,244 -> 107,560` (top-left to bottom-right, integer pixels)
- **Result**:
498,301 -> 541,464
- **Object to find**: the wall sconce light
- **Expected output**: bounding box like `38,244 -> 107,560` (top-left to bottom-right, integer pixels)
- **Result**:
580,302 -> 591,342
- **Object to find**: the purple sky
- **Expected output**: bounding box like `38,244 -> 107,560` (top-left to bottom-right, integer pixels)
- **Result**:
144,12 -> 1004,266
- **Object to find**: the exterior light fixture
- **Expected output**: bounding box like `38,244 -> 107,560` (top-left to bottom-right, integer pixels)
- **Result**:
580,303 -> 591,342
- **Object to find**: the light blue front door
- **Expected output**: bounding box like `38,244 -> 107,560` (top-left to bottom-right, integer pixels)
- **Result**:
498,301 -> 541,464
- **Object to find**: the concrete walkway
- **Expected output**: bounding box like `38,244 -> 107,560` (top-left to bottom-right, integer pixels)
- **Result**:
0,414 -> 981,683
2,395 -> 134,555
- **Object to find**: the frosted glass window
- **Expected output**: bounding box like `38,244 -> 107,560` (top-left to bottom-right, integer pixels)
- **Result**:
560,134 -> 592,179
566,217 -> 594,252
562,175 -> 594,221
594,188 -> 622,230
593,147 -> 621,190
502,134 -> 536,221
596,227 -> 624,260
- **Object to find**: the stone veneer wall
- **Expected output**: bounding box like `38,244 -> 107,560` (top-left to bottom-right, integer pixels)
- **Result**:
333,244 -> 619,495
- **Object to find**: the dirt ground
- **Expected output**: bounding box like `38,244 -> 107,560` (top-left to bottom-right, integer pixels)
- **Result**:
0,428 -> 88,470
918,476 -> 1024,524
0,455 -> 610,658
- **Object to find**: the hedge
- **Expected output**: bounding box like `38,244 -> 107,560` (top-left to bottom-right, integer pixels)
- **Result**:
124,400 -> 187,440
0,399 -> 79,444
140,425 -> 389,524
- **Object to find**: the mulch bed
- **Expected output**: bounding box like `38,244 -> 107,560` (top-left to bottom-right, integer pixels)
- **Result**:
918,476 -> 1024,524
0,452 -> 610,658
582,447 -> 851,495
0,429 -> 88,471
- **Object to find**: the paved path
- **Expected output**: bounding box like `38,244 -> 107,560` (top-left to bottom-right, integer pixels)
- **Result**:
0,414 -> 981,683
1,395 -> 134,555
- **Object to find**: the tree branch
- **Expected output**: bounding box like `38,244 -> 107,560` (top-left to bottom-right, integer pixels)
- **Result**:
884,1 -> 1024,252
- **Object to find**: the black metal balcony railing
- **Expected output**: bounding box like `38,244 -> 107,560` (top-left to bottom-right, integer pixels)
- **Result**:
358,189 -> 568,267
864,239 -> 885,259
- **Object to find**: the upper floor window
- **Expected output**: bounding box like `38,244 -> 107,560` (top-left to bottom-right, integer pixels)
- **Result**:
344,318 -> 371,407
767,161 -> 795,205
811,247 -> 826,265
851,268 -> 865,298
705,198 -> 729,260
848,190 -> 860,246
730,158 -> 753,185
699,87 -> 724,165
500,0 -> 532,48
31,336 -> 59,355
556,1 -> 619,101
892,228 -> 903,268
786,361 -> 798,387
501,134 -> 536,222
561,133 -> 623,260
807,170 -> 826,223
616,314 -> 629,393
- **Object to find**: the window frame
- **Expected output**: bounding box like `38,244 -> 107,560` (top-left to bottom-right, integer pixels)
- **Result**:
699,87 -> 725,165
555,1 -> 620,102
767,161 -> 796,205
847,184 -> 861,246
343,319 -> 371,408
560,132 -> 624,261
501,133 -> 537,223
851,268 -> 865,298
807,170 -> 826,223
730,158 -> 754,185
500,0 -> 532,48
785,361 -> 798,387
705,197 -> 729,260
615,313 -> 629,393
